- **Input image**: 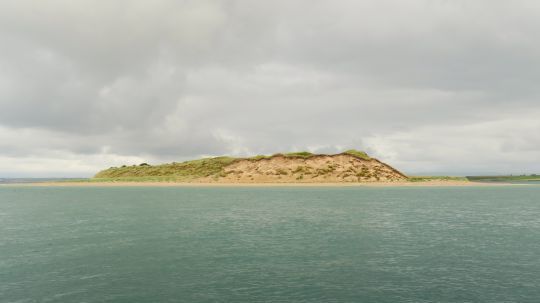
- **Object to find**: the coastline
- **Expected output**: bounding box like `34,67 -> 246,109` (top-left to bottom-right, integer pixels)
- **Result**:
5,180 -> 517,187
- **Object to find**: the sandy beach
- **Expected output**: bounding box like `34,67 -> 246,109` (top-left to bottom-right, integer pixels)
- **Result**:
11,180 -> 515,187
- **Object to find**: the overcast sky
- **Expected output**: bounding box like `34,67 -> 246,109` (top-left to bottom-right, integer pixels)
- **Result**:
1,0 -> 540,177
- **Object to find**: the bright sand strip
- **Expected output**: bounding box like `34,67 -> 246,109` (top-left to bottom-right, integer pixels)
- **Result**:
10,180 -> 517,187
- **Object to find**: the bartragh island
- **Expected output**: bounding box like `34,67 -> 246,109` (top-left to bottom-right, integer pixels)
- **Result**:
94,150 -> 408,183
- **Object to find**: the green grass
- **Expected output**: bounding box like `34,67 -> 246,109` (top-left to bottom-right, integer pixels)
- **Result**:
283,151 -> 314,158
246,155 -> 273,160
466,175 -> 540,182
242,150 -> 370,160
343,149 -> 370,160
408,176 -> 469,182
94,156 -> 236,179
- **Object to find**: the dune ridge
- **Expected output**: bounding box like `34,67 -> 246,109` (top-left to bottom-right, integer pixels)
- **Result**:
94,150 -> 408,183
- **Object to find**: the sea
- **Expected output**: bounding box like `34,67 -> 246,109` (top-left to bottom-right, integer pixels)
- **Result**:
1,185 -> 540,302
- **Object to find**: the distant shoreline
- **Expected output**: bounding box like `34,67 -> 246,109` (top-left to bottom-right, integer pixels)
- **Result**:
4,180 -> 519,187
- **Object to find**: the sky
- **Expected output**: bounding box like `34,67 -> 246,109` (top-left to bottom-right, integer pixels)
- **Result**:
1,0 -> 540,177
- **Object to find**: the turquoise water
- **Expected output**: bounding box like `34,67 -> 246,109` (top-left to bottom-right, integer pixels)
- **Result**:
1,186 -> 540,302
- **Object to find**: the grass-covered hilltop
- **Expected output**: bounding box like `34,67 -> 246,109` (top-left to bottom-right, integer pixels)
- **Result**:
94,150 -> 409,183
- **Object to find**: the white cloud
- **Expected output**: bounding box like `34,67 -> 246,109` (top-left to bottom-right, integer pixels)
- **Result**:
364,116 -> 540,175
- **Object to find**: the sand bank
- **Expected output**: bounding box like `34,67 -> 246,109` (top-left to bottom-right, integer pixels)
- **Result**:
9,180 -> 516,187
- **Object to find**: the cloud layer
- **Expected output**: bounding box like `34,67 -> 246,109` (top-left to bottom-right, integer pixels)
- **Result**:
1,0 -> 540,177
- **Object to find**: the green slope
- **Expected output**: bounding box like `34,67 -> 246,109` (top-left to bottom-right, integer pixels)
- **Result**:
94,150 -> 373,181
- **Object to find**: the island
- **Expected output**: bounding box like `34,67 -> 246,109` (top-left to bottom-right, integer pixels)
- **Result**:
94,150 -> 406,183
11,150 -> 522,187
83,150 -> 469,186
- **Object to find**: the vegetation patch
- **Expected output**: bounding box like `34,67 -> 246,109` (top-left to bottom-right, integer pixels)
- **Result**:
275,168 -> 289,175
94,156 -> 236,180
284,151 -> 314,158
466,175 -> 540,182
408,176 -> 468,182
247,155 -> 272,160
343,149 -> 370,160
292,166 -> 307,173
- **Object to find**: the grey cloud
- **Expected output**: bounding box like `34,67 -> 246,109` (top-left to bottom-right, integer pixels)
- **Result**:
1,0 -> 540,176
